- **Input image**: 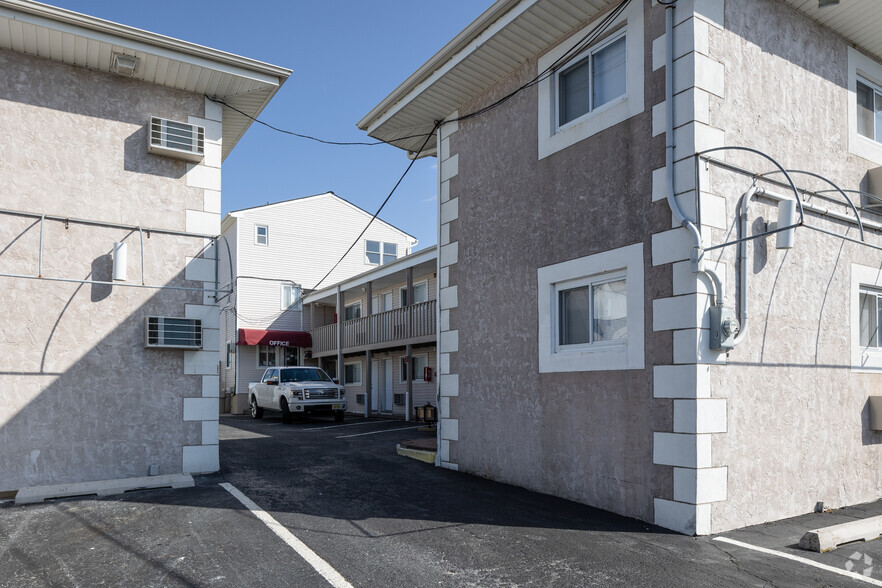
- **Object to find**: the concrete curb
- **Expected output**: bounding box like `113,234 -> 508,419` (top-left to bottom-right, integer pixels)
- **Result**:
14,474 -> 195,505
396,444 -> 437,464
799,515 -> 882,552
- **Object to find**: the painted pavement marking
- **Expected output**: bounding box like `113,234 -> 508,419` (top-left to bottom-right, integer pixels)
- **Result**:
336,425 -> 424,439
220,483 -> 353,588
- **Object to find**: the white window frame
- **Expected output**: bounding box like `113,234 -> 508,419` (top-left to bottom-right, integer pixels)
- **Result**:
555,32 -> 627,131
851,263 -> 882,372
400,280 -> 429,306
257,344 -> 277,368
281,283 -> 302,310
365,240 -> 399,265
537,0 -> 643,160
537,243 -> 644,372
554,271 -> 628,352
400,353 -> 429,383
255,225 -> 268,246
344,301 -> 362,321
848,47 -> 882,165
344,361 -> 363,385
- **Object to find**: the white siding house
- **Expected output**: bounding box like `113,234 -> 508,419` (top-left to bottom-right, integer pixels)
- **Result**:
219,191 -> 417,410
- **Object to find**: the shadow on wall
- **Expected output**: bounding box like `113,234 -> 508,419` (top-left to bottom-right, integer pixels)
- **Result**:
862,398 -> 882,446
0,262 -> 208,494
124,127 -> 187,180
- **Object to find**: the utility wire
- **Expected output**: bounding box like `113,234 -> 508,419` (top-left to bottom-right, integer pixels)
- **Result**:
309,120 -> 440,294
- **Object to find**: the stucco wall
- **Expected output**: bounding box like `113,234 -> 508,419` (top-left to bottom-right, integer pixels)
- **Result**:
444,1 -> 674,522
0,48 -> 217,492
704,0 -> 882,532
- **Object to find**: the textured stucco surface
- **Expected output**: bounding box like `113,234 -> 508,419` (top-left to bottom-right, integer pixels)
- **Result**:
704,0 -> 882,532
0,49 -> 209,492
445,1 -> 674,523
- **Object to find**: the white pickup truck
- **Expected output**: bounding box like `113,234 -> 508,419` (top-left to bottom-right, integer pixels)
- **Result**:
249,366 -> 346,423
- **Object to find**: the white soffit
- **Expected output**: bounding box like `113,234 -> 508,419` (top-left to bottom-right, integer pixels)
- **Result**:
358,0 -> 617,154
783,1 -> 882,64
0,0 -> 291,161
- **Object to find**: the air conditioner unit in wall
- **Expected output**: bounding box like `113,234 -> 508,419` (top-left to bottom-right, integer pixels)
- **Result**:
145,316 -> 203,349
148,116 -> 205,162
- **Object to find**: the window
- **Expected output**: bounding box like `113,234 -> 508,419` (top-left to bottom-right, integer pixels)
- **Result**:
255,225 -> 268,246
537,243 -> 644,372
344,302 -> 362,321
557,35 -> 626,127
344,362 -> 362,385
365,240 -> 398,265
145,316 -> 202,349
281,284 -> 301,310
400,281 -> 429,306
537,1 -> 643,159
852,264 -> 882,372
258,345 -> 276,367
283,347 -> 299,367
848,48 -> 882,164
226,341 -> 233,368
857,78 -> 882,143
400,354 -> 428,383
262,369 -> 279,384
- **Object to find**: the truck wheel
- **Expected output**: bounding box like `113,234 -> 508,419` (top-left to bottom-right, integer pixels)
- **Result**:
334,411 -> 344,423
250,397 -> 263,419
280,398 -> 292,424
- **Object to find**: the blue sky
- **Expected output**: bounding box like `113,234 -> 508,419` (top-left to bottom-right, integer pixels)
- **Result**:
47,0 -> 494,251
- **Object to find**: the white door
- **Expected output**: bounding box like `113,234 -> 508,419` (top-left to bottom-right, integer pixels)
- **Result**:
383,358 -> 394,412
381,292 -> 393,311
371,360 -> 379,412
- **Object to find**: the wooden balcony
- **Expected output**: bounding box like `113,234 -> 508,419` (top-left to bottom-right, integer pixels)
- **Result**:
311,300 -> 436,357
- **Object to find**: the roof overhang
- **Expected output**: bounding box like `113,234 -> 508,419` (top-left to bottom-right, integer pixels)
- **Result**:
360,0 -> 882,155
237,329 -> 311,348
0,0 -> 291,161
304,245 -> 438,306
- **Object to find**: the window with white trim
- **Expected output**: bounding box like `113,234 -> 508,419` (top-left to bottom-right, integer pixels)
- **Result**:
344,302 -> 361,321
365,240 -> 398,265
857,77 -> 882,144
344,362 -> 362,385
537,1 -> 643,159
400,354 -> 428,383
400,280 -> 429,306
255,225 -> 268,246
281,284 -> 301,310
257,345 -> 276,367
848,48 -> 882,164
538,243 -> 643,372
849,264 -> 882,372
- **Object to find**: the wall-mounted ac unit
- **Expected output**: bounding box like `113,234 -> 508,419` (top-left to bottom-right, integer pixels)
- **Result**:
148,117 -> 205,162
867,167 -> 882,210
145,316 -> 202,349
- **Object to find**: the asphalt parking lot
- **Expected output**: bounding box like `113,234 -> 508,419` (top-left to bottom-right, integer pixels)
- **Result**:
3,413 -> 882,587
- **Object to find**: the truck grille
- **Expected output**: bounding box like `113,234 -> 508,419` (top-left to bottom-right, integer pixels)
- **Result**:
305,388 -> 338,400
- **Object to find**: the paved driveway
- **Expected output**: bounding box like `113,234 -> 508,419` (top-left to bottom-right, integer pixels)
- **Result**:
2,414 -> 882,586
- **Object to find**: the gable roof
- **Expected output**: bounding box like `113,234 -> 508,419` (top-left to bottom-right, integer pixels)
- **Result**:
0,0 -> 291,161
359,0 -> 882,155
222,191 -> 417,244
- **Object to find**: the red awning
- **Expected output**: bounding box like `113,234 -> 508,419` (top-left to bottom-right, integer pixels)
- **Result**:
237,329 -> 312,347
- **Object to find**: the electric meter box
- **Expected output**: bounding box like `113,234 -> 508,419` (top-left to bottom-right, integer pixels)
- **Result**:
710,306 -> 740,350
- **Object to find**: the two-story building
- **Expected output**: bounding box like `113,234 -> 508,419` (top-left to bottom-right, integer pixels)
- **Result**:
304,245 -> 438,419
359,0 -> 882,535
218,192 -> 417,411
0,0 -> 289,501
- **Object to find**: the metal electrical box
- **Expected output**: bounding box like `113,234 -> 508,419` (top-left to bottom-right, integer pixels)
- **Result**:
710,306 -> 740,350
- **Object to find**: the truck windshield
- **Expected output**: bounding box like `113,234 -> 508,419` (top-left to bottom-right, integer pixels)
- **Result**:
280,368 -> 332,383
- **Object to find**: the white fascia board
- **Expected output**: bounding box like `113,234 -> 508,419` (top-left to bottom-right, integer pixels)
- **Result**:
303,246 -> 439,305
0,2 -> 290,88
360,0 -> 538,136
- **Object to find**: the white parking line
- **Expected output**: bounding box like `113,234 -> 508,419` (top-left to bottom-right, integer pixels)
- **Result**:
301,421 -> 401,431
220,483 -> 353,588
713,537 -> 882,586
336,425 -> 423,439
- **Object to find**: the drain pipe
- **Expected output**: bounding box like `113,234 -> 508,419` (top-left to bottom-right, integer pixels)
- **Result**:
663,2 -> 724,306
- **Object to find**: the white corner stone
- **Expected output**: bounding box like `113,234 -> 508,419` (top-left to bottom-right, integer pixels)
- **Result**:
184,351 -> 219,375
186,210 -> 221,236
440,439 -> 450,462
673,328 -> 727,365
654,364 -> 711,399
653,294 -> 710,331
202,375 -> 220,398
440,373 -> 459,397
440,418 -> 459,441
182,445 -> 219,474
440,242 -> 459,268
674,466 -> 728,504
651,227 -> 698,266
202,420 -> 220,445
185,256 -> 216,282
440,330 -> 459,353
204,189 -> 221,214
440,154 -> 459,182
185,303 -> 220,329
440,309 -> 450,332
653,432 -> 712,468
673,260 -> 727,297
440,198 -> 459,224
183,397 -> 217,421
673,398 -> 727,433
185,164 -> 222,191
440,285 -> 458,310
439,353 -> 450,375
654,498 -> 712,535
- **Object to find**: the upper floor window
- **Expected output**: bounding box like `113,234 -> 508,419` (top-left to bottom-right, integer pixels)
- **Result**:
344,302 -> 362,321
281,284 -> 302,310
255,225 -> 268,246
857,78 -> 882,144
400,281 -> 429,306
859,287 -> 882,348
365,240 -> 397,265
537,1 -> 643,159
557,35 -> 626,128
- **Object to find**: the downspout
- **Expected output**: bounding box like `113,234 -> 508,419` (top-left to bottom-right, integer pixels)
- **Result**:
435,123 -> 443,468
664,2 -> 724,306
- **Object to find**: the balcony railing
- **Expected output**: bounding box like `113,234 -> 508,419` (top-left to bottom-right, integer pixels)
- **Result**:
311,300 -> 436,355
